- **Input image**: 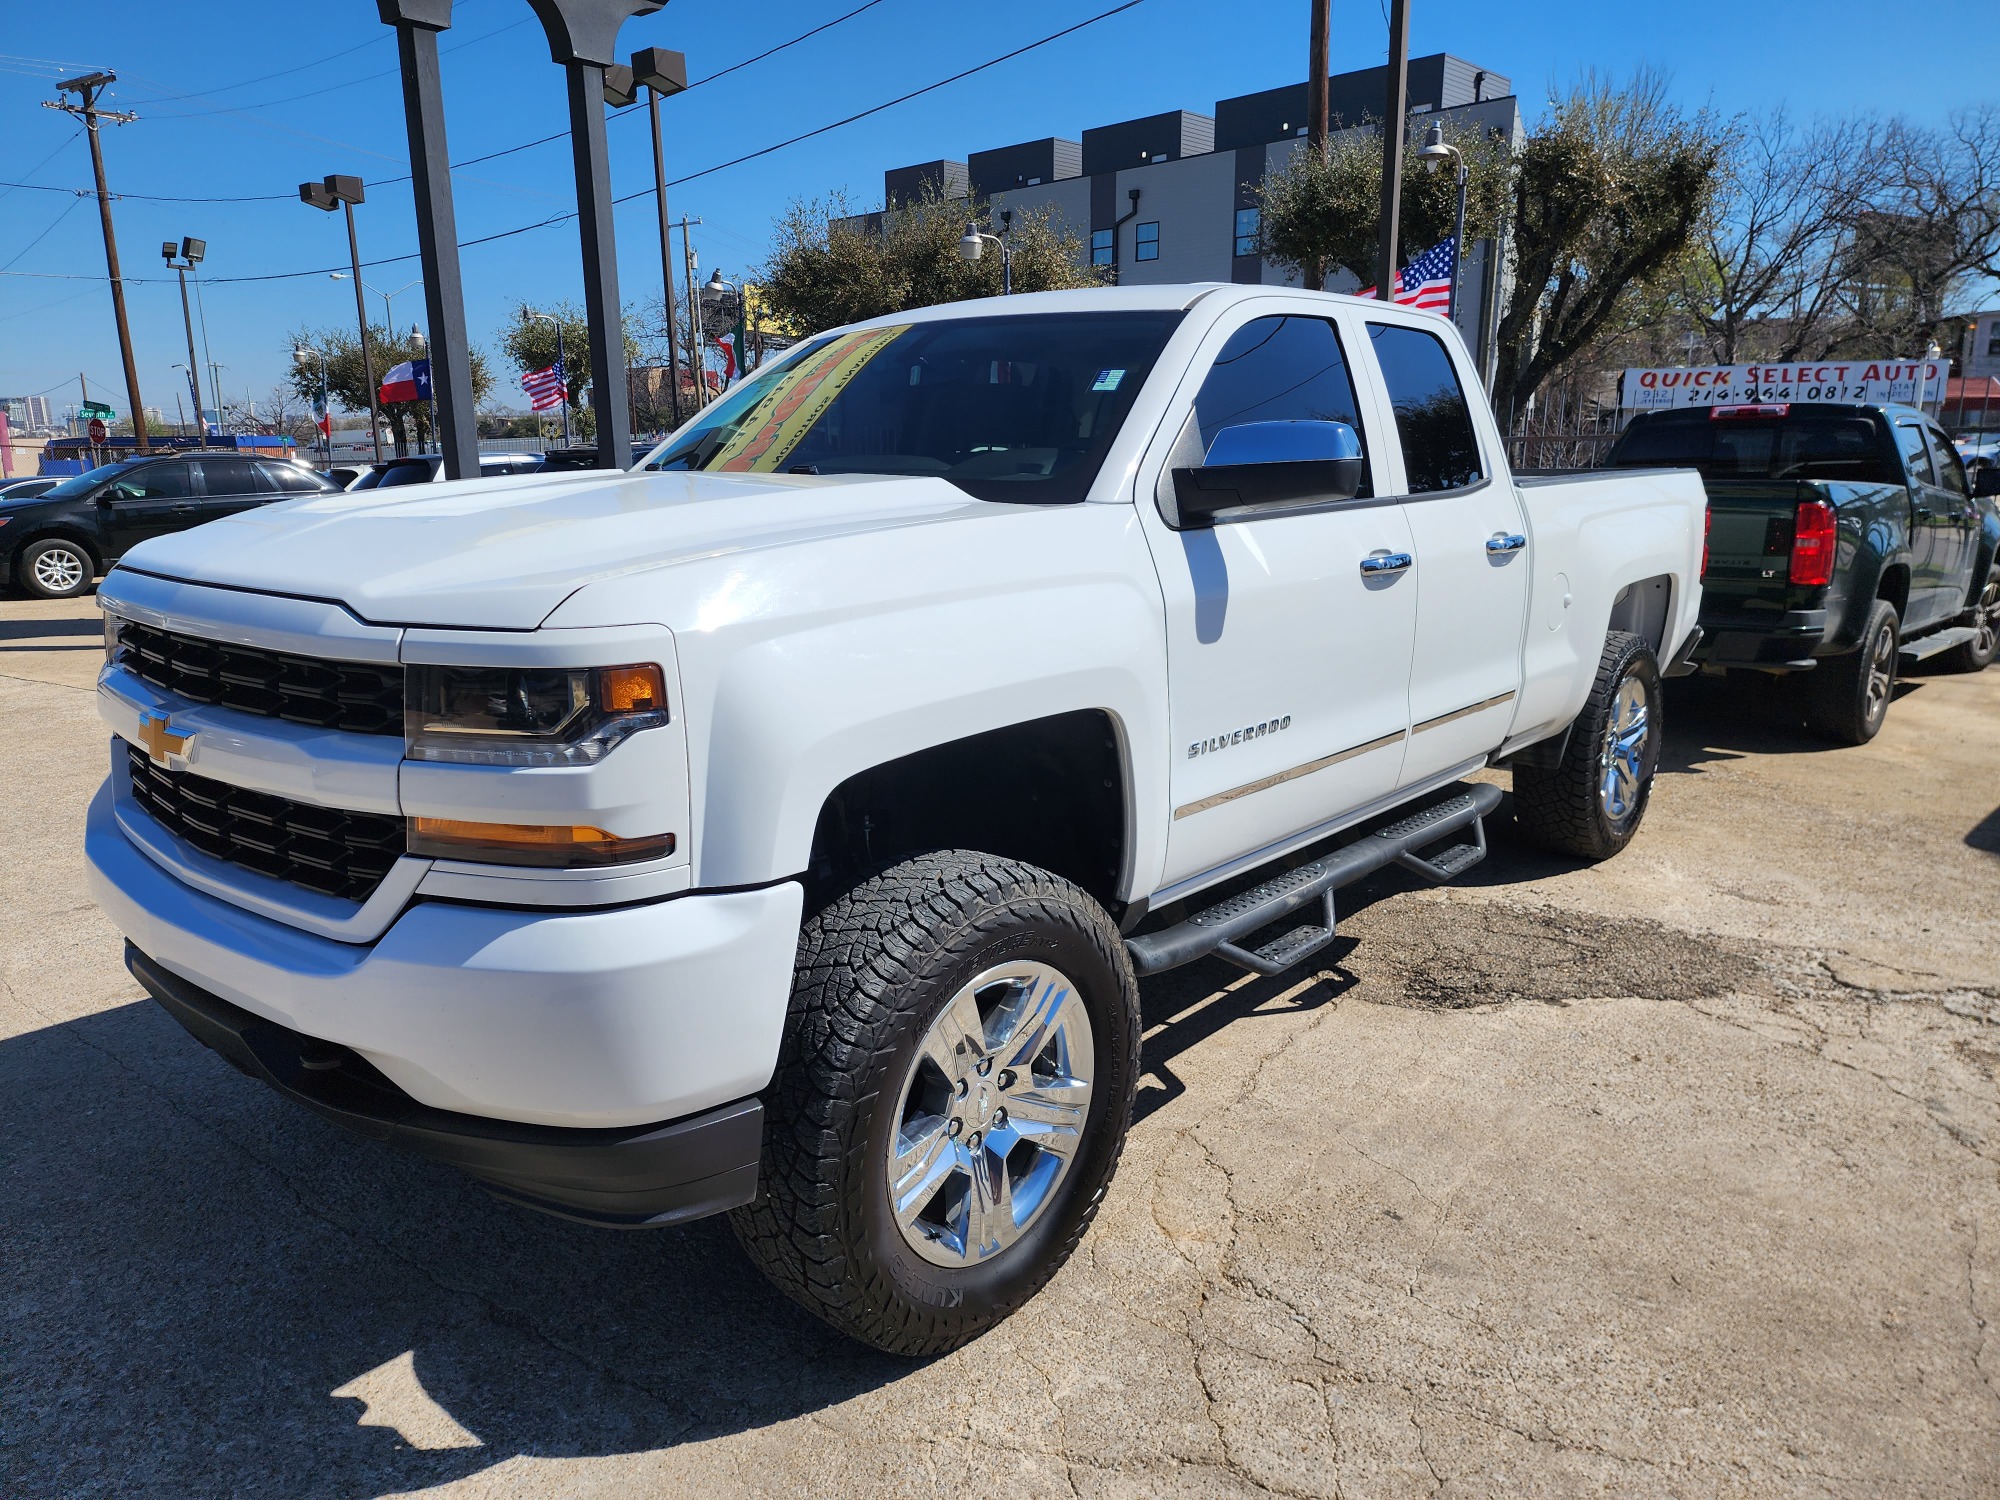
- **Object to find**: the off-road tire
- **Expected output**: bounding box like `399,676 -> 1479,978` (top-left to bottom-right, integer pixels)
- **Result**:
18,536 -> 95,599
1512,631 -> 1662,861
1804,599 -> 1898,744
1942,564 -> 1999,673
730,850 -> 1141,1356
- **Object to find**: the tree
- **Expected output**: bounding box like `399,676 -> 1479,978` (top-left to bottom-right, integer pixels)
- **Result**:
498,301 -> 638,442
759,186 -> 1102,336
1492,72 -> 1726,420
1258,118 -> 1511,289
285,325 -> 492,455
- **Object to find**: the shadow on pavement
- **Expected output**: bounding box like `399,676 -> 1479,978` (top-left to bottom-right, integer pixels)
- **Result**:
1,996 -> 908,1499
1968,806 -> 2000,856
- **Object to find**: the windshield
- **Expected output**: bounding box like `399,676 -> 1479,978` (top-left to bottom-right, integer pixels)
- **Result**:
1607,414 -> 1899,484
644,310 -> 1184,503
35,461 -> 136,501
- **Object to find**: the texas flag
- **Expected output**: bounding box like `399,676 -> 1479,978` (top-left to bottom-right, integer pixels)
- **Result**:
378,358 -> 432,405
711,332 -> 737,384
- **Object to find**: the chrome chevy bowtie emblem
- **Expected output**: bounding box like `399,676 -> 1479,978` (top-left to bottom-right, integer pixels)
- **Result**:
136,708 -> 194,769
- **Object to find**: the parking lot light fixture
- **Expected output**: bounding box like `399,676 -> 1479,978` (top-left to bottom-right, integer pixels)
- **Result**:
1417,121 -> 1469,322
302,175 -> 382,463
162,240 -> 207,439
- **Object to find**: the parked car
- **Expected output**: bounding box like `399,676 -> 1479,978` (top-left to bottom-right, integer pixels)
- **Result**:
0,450 -> 338,599
85,285 -> 1705,1353
346,452 -> 549,489
320,465 -> 368,490
0,476 -> 59,499
1604,402 -> 2000,741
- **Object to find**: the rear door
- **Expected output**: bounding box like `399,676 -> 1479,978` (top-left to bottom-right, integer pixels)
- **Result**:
1358,317 -> 1530,788
257,460 -> 335,503
100,461 -> 196,556
190,456 -> 278,524
1893,418 -> 1952,626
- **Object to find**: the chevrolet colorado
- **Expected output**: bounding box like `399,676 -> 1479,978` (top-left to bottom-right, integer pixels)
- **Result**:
86,286 -> 1705,1353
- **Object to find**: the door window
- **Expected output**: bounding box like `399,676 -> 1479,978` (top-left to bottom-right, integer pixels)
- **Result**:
1366,322 -> 1485,494
105,463 -> 192,500
1191,315 -> 1371,496
199,458 -> 266,496
258,462 -> 329,493
1925,427 -> 1969,497
1895,422 -> 1935,485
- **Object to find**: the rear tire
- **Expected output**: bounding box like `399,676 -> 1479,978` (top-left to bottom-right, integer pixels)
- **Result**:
18,537 -> 95,599
1512,631 -> 1662,861
1942,565 -> 1999,673
730,850 -> 1141,1356
1805,599 -> 1898,743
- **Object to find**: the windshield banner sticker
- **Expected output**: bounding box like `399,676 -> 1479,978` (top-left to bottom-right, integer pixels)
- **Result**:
1091,369 -> 1125,392
712,325 -> 912,472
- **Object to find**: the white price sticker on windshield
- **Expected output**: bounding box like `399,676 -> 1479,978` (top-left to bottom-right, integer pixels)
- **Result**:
1091,369 -> 1125,392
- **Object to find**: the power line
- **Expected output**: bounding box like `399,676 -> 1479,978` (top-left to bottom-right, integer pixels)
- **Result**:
0,195 -> 86,273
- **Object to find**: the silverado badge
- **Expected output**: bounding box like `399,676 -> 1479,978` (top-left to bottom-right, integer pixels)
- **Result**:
135,709 -> 194,770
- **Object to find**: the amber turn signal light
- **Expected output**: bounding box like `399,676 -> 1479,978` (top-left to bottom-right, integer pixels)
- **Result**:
409,816 -> 675,868
598,662 -> 666,714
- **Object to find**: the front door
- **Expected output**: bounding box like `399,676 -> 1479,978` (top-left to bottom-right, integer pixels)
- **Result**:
1139,307 -> 1418,892
99,460 -> 196,558
1358,318 -> 1529,787
1924,423 -> 1981,613
1895,418 -> 1953,627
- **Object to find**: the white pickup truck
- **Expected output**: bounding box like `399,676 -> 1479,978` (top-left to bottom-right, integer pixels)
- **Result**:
86,285 -> 1704,1354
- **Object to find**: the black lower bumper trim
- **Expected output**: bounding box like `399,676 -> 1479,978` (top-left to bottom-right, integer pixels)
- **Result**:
126,943 -> 762,1228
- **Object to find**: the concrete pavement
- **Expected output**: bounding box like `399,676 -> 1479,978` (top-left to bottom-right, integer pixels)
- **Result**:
3,593 -> 1995,1498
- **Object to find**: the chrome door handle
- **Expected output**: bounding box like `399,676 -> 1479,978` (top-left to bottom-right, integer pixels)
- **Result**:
1486,533 -> 1527,553
1360,552 -> 1413,575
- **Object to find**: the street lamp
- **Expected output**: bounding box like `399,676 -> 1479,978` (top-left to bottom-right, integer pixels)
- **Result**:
527,310 -> 572,448
295,344 -> 332,464
704,270 -> 748,385
957,209 -> 1013,295
162,237 -> 208,442
331,272 -> 424,334
1416,121 -> 1469,323
299,174 -> 382,463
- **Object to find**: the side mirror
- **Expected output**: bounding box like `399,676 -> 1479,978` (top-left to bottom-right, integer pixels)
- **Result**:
1170,421 -> 1364,529
1972,466 -> 2000,500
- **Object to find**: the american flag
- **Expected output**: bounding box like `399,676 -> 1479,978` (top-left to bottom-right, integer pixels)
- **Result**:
520,362 -> 568,412
1356,237 -> 1456,315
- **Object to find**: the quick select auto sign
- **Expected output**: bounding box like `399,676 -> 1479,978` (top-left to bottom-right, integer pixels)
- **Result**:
1619,359 -> 1950,410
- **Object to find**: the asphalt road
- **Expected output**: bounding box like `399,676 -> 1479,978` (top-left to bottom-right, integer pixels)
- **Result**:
3,592 -> 1996,1499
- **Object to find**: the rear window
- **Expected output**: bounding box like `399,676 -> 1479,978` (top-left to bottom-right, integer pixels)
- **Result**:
1607,415 -> 1898,484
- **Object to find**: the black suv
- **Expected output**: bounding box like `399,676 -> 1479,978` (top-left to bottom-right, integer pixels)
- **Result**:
0,451 -> 337,599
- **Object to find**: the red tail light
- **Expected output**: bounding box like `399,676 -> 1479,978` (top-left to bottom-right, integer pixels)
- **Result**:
1701,505 -> 1711,579
1789,499 -> 1838,586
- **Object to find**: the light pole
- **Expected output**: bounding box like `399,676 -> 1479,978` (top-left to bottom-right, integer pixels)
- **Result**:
331,273 -> 424,334
299,175 -> 381,463
704,270 -> 745,385
528,310 -> 572,448
1376,0 -> 1411,303
208,364 -> 228,433
957,211 -> 1013,295
295,344 -> 331,463
171,365 -> 196,437
163,237 -> 207,439
410,328 -> 440,446
631,47 -> 689,429
1416,122 -> 1469,323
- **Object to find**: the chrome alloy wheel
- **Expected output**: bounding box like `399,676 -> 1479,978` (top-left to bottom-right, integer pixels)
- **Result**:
1597,672 -> 1652,828
887,961 -> 1095,1269
1864,623 -> 1896,722
1972,573 -> 2000,659
31,544 -> 86,594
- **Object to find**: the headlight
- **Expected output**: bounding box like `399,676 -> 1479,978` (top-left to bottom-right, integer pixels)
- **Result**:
405,662 -> 669,766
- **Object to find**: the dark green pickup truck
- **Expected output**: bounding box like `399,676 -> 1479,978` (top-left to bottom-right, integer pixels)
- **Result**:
1604,403 -> 2000,742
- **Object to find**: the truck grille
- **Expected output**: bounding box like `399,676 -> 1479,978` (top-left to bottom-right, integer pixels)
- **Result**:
124,744 -> 406,903
113,619 -> 404,736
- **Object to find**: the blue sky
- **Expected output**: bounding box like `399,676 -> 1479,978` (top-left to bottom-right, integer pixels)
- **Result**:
1,0 -> 1991,421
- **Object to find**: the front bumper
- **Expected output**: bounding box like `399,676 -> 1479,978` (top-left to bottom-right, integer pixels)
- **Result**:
86,778 -> 805,1132
127,944 -> 763,1227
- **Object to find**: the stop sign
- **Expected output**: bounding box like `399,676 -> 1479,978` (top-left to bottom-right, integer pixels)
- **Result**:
87,417 -> 107,443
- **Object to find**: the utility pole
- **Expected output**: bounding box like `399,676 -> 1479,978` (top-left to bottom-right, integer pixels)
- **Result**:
46,72 -> 148,451
1307,0 -> 1330,152
632,49 -> 689,429
1376,0 -> 1412,302
677,217 -> 705,407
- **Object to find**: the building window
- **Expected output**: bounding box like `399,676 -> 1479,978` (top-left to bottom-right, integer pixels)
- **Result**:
1090,228 -> 1114,267
1987,319 -> 2000,356
1233,207 -> 1260,258
1135,221 -> 1160,262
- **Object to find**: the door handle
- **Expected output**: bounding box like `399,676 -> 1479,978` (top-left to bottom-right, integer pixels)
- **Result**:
1360,551 -> 1413,575
1486,532 -> 1527,553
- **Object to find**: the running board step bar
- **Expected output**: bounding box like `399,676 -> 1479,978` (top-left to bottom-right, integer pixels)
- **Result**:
1899,625 -> 1978,664
1125,781 -> 1504,978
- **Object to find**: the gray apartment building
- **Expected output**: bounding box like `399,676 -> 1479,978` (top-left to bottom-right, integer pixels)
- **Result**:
841,54 -> 1522,373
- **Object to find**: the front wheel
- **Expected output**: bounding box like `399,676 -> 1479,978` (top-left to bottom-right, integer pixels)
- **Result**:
731,851 -> 1141,1355
1942,565 -> 1999,673
18,537 -> 95,599
1512,631 -> 1663,861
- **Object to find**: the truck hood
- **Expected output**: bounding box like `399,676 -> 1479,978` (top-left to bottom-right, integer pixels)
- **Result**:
116,468 -> 1002,629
